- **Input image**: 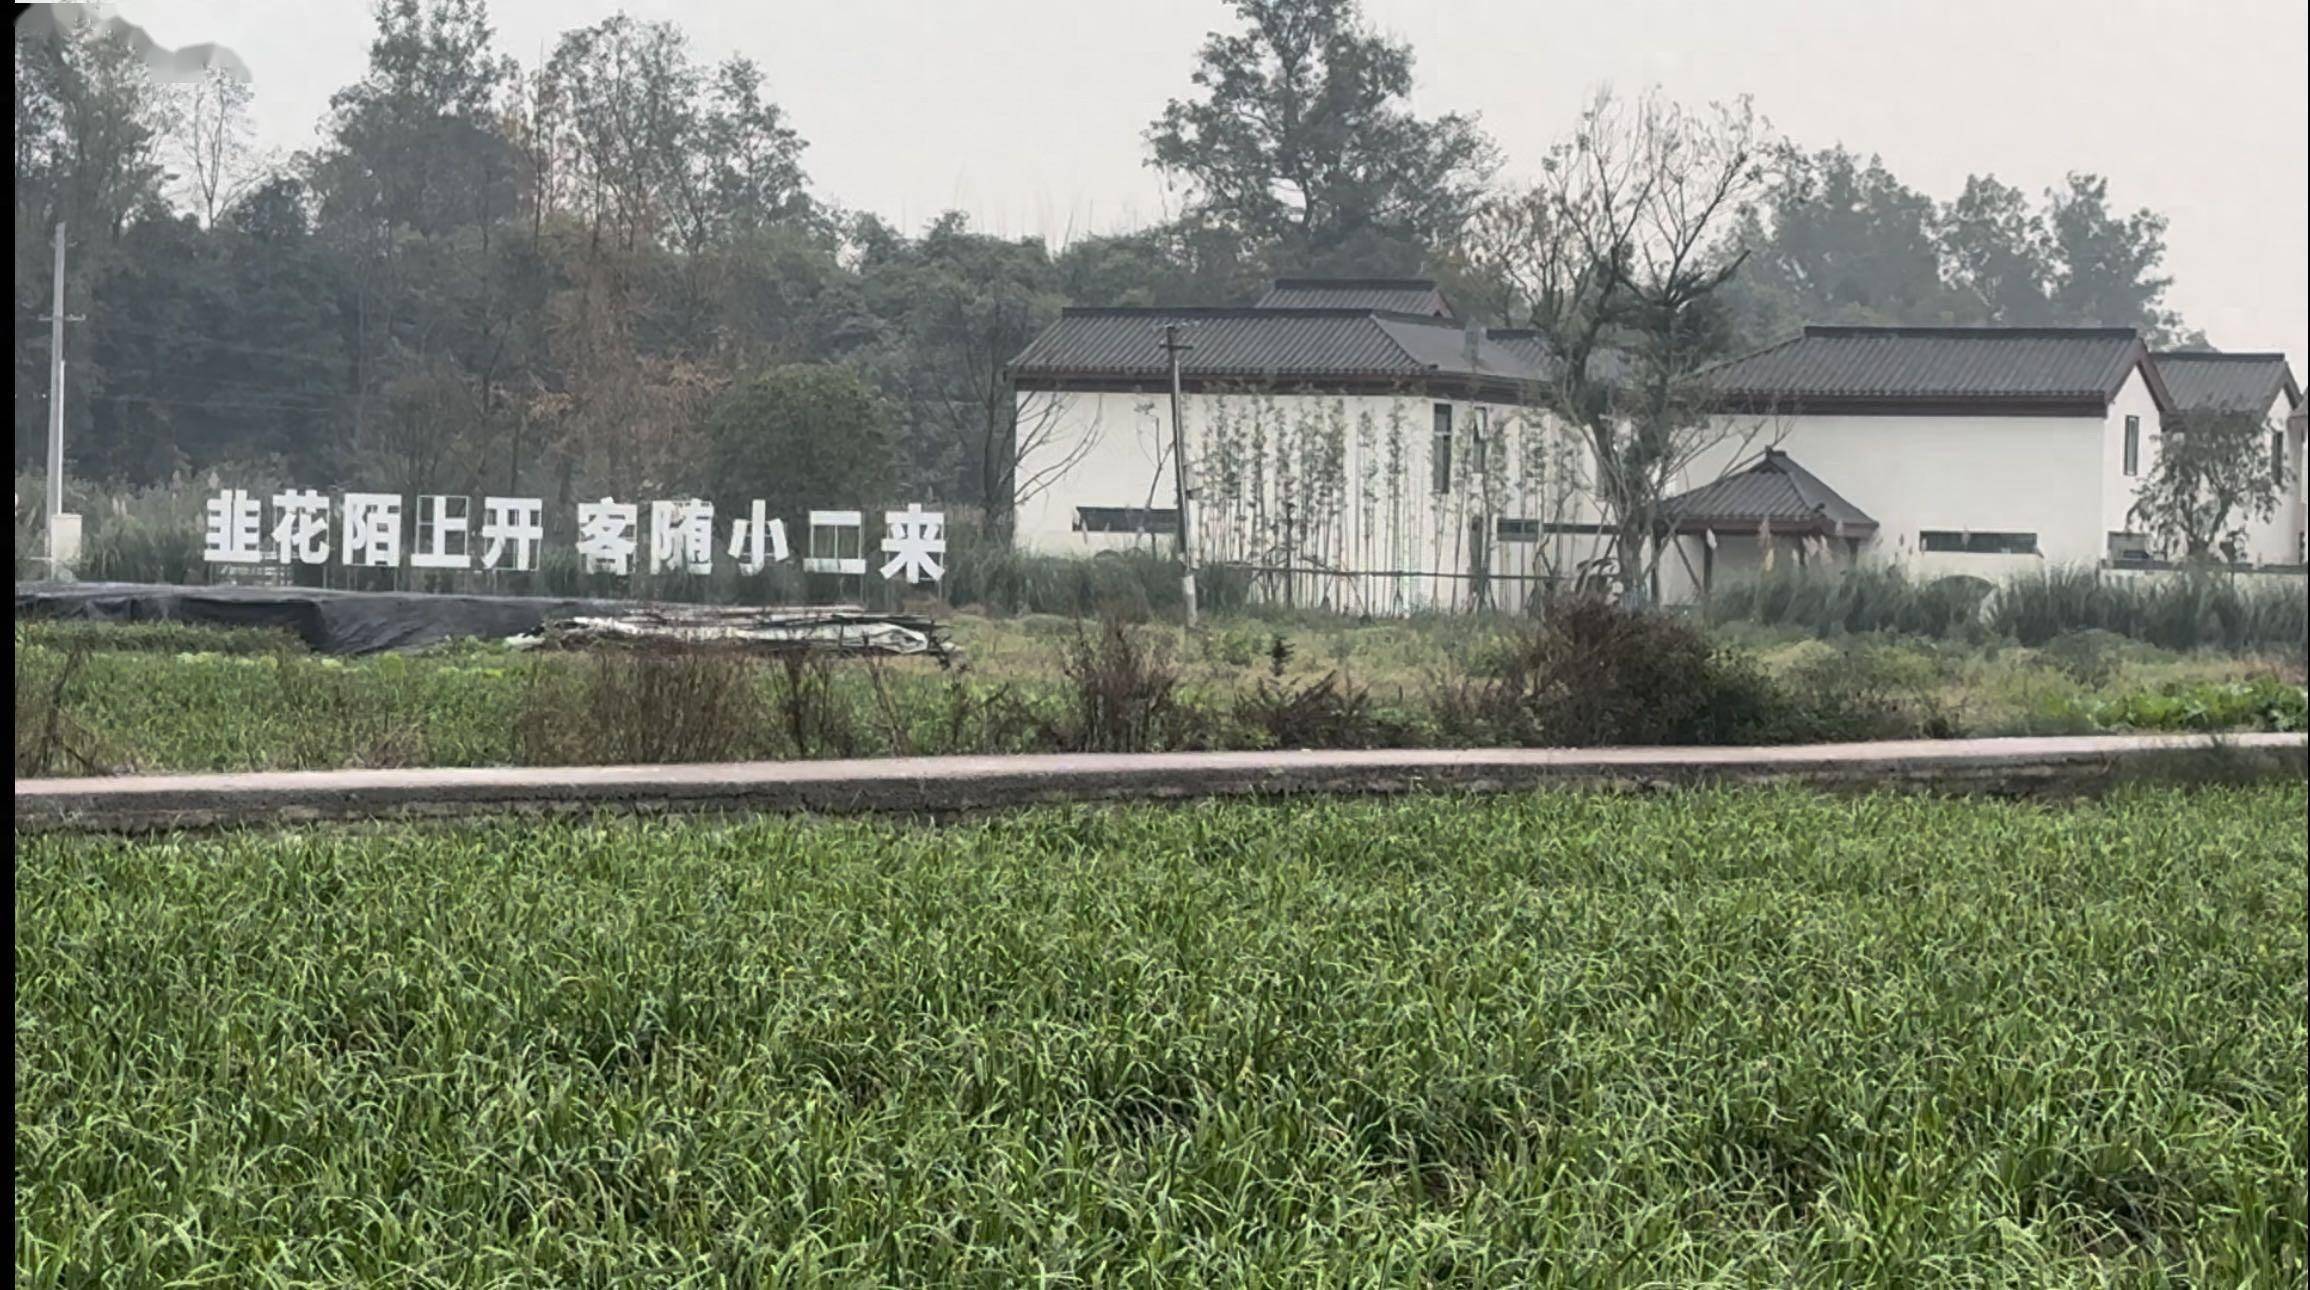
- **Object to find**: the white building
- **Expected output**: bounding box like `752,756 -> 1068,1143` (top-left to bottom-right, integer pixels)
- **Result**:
1008,281 -> 2308,614
2148,351 -> 2306,566
1007,279 -> 1588,613
1657,328 -> 2306,601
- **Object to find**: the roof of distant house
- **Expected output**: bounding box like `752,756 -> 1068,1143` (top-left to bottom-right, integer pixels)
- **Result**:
1007,307 -> 1541,391
1255,277 -> 1457,318
1658,448 -> 1878,538
1701,325 -> 2168,416
2150,351 -> 2302,417
1485,328 -> 1550,371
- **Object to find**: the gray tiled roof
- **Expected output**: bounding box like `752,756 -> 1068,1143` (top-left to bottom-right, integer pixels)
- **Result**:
1659,448 -> 1877,536
1008,308 -> 1543,385
1701,325 -> 2154,411
2151,352 -> 2301,416
1486,328 -> 1551,371
1485,330 -> 1635,387
1255,278 -> 1456,317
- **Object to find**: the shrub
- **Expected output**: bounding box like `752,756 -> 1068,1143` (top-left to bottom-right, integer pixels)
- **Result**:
1231,670 -> 1406,750
1514,597 -> 1723,745
1777,638 -> 1965,741
517,649 -> 771,765
768,652 -> 861,759
1046,618 -> 1190,753
1455,597 -> 1815,746
1446,598 -> 1938,747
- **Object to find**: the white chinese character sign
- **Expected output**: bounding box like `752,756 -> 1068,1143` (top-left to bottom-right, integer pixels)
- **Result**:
880,504 -> 945,585
197,487 -> 941,587
480,497 -> 543,572
650,499 -> 715,576
576,498 -> 638,575
726,500 -> 788,575
203,489 -> 264,564
411,495 -> 471,569
342,493 -> 403,568
271,490 -> 331,565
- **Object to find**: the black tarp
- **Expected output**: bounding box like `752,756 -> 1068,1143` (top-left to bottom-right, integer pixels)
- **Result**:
16,581 -> 639,655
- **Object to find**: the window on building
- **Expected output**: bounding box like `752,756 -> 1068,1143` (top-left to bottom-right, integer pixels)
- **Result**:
2274,428 -> 2287,484
1431,403 -> 1453,495
1497,519 -> 1614,542
2106,531 -> 2154,562
2123,415 -> 2140,476
1921,530 -> 2039,555
1074,506 -> 1178,535
1472,407 -> 1489,472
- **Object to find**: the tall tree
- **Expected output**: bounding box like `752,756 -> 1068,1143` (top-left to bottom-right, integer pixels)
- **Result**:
1458,89 -> 1777,603
81,211 -> 226,485
304,0 -> 520,480
1145,0 -> 1497,273
314,0 -> 517,240
857,213 -> 1078,528
1055,216 -> 1267,307
702,363 -> 894,523
2043,172 -> 2195,345
543,14 -> 697,254
217,178 -> 351,478
13,14 -> 176,469
1936,174 -> 2052,324
689,56 -> 812,246
168,68 -> 270,228
1722,145 -> 1958,341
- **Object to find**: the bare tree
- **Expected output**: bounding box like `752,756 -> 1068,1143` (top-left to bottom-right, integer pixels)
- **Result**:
1010,388 -> 1101,521
169,68 -> 271,227
1500,404 -> 1608,595
1459,88 -> 1782,602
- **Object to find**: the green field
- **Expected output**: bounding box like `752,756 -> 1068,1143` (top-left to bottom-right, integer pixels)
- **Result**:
14,614 -> 2305,777
17,786 -> 2306,1284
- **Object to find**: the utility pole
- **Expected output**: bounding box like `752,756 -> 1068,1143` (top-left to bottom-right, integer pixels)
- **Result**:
42,221 -> 81,579
1159,322 -> 1198,624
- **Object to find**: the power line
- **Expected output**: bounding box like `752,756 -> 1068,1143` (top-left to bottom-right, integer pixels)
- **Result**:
69,316 -> 351,368
86,391 -> 345,415
83,363 -> 350,404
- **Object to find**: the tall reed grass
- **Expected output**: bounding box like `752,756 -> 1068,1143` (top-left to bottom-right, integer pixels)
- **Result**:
1709,564 -> 2306,654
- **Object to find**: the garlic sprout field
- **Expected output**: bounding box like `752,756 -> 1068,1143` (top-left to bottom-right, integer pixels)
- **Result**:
16,786 -> 2307,1285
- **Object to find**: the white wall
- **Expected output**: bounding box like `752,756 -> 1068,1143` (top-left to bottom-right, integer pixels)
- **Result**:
1672,404 -> 2109,595
2299,408 -> 2309,566
1012,389 -> 1179,558
2101,367 -> 2164,555
1014,387 -> 1598,612
1017,369 -> 2282,613
2233,389 -> 2306,565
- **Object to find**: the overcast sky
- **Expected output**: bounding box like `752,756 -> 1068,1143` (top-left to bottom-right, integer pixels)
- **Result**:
112,0 -> 2309,371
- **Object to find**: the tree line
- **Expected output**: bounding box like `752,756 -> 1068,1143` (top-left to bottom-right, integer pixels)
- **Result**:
15,0 -> 2206,538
